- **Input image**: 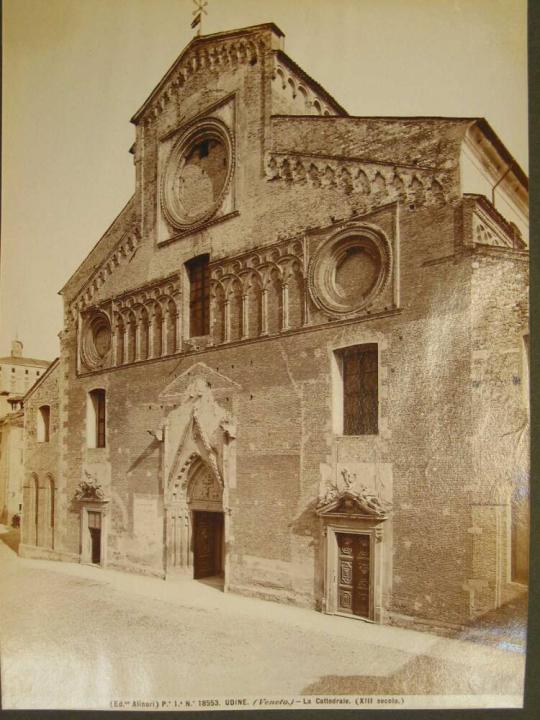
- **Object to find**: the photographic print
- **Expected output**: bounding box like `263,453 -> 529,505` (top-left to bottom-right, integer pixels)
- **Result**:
0,0 -> 530,712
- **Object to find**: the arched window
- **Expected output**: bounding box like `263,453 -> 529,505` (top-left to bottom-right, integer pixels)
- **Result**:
87,389 -> 106,448
37,405 -> 50,442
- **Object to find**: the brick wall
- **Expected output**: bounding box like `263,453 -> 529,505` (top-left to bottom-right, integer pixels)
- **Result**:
22,25 -> 528,629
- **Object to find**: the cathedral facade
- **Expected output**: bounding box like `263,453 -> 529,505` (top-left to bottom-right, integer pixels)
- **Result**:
20,24 -> 529,629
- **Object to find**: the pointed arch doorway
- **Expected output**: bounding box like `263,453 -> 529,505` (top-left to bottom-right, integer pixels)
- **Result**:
166,456 -> 225,583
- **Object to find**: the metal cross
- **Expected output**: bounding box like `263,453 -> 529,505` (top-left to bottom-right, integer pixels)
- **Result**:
192,0 -> 208,37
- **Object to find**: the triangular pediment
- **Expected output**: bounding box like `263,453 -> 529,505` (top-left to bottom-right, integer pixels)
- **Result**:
159,362 -> 241,402
131,24 -> 283,126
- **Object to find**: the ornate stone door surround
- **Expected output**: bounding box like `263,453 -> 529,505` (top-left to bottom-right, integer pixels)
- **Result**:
159,364 -> 238,588
79,501 -> 109,567
317,490 -> 389,623
75,472 -> 110,567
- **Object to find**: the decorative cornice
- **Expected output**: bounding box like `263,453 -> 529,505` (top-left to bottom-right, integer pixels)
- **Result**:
265,152 -> 449,208
272,52 -> 346,117
137,33 -> 268,126
132,24 -> 283,124
210,235 -> 304,292
69,225 -> 142,321
465,193 -> 526,250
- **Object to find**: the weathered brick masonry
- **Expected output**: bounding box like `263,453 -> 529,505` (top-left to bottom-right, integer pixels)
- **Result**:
21,23 -> 529,629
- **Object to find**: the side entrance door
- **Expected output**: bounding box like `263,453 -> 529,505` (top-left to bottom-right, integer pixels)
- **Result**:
193,511 -> 223,579
88,510 -> 102,565
336,532 -> 371,619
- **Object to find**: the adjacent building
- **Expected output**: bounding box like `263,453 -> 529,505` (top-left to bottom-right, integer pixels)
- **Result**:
0,341 -> 51,525
0,340 -> 50,416
20,24 -> 529,629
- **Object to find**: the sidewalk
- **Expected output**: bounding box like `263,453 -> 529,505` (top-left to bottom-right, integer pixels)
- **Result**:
0,533 -> 526,707
0,532 -> 526,668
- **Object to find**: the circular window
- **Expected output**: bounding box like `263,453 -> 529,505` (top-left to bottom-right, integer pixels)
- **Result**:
308,227 -> 391,315
161,119 -> 233,229
81,313 -> 112,369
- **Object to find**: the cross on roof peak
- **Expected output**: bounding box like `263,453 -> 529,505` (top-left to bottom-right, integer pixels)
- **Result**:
191,0 -> 208,37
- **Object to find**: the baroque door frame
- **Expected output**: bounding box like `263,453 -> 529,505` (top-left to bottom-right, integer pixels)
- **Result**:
323,520 -> 386,622
79,500 -> 109,567
317,490 -> 390,623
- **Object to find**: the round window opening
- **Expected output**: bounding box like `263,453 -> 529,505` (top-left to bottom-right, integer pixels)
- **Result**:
161,120 -> 233,229
81,313 -> 112,369
309,228 -> 391,315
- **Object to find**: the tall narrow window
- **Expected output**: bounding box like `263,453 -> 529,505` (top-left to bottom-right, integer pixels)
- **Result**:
337,344 -> 378,435
33,475 -> 39,545
187,254 -> 210,337
49,477 -> 55,528
88,389 -> 106,448
37,405 -> 51,442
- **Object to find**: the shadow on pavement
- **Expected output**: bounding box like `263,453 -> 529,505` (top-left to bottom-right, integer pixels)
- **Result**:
301,651 -> 523,696
0,529 -> 20,554
452,592 -> 528,652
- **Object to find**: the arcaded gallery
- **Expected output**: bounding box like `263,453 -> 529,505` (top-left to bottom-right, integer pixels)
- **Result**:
21,23 -> 529,630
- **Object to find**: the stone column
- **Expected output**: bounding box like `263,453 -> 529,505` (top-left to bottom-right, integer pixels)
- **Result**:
135,317 -> 142,361
175,304 -> 182,352
261,288 -> 269,335
224,299 -> 230,343
161,311 -> 168,356
241,294 -> 249,339
282,283 -> 289,331
148,315 -> 156,358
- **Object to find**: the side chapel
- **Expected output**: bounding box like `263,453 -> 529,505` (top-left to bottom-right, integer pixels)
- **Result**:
21,23 -> 529,628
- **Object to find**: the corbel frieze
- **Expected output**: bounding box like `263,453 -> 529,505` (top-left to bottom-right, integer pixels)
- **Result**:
142,35 -> 267,126
272,55 -> 339,117
265,152 -> 449,209
68,225 -> 142,326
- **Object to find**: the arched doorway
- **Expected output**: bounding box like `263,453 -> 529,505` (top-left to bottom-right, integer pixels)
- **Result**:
166,456 -> 225,582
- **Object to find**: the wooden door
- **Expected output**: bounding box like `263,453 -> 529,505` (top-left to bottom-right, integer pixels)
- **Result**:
193,511 -> 223,579
337,533 -> 371,619
88,511 -> 102,565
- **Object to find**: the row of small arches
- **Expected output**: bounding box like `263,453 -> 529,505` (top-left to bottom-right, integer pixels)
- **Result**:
71,228 -> 141,321
111,297 -> 180,365
147,38 -> 263,120
212,265 -> 305,343
267,156 -> 446,203
273,64 -> 335,116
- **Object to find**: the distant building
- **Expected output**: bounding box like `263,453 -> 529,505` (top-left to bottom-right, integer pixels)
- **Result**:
0,403 -> 24,525
0,341 -> 51,525
0,340 -> 50,416
20,24 -> 528,629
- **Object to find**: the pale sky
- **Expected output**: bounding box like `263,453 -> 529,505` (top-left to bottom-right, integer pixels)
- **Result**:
1,0 -> 528,361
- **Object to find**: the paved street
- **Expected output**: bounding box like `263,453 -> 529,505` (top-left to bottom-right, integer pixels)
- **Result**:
0,527 -> 525,710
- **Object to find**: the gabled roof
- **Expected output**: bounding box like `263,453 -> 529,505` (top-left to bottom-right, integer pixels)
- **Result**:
131,23 -> 285,124
59,195 -> 136,300
23,358 -> 60,403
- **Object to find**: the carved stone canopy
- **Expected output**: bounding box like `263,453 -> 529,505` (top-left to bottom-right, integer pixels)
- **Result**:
316,490 -> 389,519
